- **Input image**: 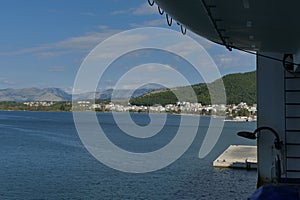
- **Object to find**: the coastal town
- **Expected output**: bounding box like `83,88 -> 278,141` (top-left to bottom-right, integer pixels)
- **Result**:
20,100 -> 257,122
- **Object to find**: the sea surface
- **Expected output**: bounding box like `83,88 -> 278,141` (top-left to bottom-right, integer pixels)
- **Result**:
0,111 -> 257,199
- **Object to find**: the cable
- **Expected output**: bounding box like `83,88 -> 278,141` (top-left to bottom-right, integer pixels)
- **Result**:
230,45 -> 300,74
231,45 -> 299,67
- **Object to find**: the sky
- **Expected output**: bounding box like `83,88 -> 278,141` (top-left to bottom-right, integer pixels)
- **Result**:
0,0 -> 256,93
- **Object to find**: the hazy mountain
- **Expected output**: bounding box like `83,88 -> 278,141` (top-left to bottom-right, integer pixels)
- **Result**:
0,84 -> 165,102
73,84 -> 165,100
0,72 -> 256,104
0,88 -> 71,101
72,88 -> 161,101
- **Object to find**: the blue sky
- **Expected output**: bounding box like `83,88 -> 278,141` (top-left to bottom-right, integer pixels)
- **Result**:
0,0 -> 255,93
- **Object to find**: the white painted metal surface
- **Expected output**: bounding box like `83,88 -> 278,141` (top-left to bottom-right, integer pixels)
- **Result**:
257,53 -> 285,185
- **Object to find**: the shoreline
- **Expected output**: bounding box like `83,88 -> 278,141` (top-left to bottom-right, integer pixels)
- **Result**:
0,109 -> 256,122
224,119 -> 257,122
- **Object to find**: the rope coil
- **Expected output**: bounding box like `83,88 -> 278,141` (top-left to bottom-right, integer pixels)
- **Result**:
158,6 -> 164,15
146,0 -> 187,35
166,14 -> 172,26
181,25 -> 186,35
148,0 -> 154,6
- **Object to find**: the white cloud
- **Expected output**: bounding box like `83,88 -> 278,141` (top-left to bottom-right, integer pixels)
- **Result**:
187,32 -> 216,49
212,50 -> 256,74
132,3 -> 157,16
0,78 -> 15,86
217,55 -> 234,64
37,50 -> 74,58
189,32 -> 256,73
166,41 -> 200,56
48,65 -> 66,73
97,25 -> 109,30
111,8 -> 134,15
87,33 -> 149,60
53,31 -> 120,49
80,12 -> 97,17
0,29 -> 121,58
112,64 -> 190,90
130,19 -> 166,28
111,2 -> 157,16
145,19 -> 166,26
142,64 -> 173,73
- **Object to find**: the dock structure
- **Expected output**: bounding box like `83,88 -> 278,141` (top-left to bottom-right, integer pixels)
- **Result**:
213,145 -> 257,169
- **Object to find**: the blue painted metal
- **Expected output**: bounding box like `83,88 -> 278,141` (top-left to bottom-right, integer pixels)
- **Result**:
248,185 -> 300,200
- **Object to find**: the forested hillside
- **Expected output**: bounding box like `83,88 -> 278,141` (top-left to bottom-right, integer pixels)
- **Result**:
130,71 -> 256,106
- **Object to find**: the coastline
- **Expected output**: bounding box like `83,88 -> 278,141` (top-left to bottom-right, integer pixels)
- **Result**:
0,109 -> 256,122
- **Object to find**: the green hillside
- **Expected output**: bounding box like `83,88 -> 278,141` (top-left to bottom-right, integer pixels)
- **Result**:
130,71 -> 256,106
221,70 -> 256,105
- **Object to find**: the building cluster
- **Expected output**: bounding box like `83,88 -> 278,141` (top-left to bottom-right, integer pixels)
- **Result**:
75,101 -> 257,118
22,100 -> 257,121
24,101 -> 54,107
227,102 -> 257,115
225,102 -> 257,121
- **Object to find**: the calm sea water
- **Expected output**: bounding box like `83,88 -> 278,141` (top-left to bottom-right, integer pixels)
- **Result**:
0,111 -> 257,199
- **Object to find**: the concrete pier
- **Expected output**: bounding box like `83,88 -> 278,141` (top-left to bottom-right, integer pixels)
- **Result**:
213,145 -> 257,169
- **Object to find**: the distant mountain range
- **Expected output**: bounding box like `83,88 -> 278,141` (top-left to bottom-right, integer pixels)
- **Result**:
0,88 -> 71,102
73,83 -> 165,100
0,84 -> 165,102
0,71 -> 256,103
